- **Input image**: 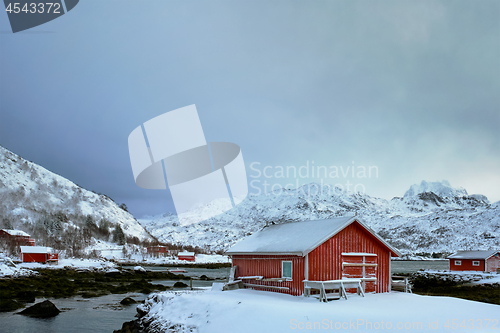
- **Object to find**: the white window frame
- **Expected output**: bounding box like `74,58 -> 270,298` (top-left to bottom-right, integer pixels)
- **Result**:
455,260 -> 461,266
472,261 -> 480,266
282,261 -> 293,280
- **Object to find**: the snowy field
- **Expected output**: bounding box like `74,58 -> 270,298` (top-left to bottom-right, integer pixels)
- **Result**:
140,289 -> 500,333
17,258 -> 117,271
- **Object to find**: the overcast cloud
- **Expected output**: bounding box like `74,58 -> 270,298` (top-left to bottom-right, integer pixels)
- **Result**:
0,0 -> 498,217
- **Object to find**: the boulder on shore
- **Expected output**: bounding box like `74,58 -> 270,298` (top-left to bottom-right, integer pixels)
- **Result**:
18,300 -> 61,318
173,281 -> 188,288
0,299 -> 25,312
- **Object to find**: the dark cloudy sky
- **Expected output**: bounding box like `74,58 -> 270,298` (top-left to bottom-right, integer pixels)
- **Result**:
1,0 -> 499,218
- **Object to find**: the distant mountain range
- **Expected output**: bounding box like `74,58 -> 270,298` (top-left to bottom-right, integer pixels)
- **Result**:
1,144 -> 498,256
0,145 -> 151,242
139,180 -> 500,256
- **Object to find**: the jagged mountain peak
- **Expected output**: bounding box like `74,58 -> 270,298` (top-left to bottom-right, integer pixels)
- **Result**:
404,180 -> 469,199
140,179 -> 499,255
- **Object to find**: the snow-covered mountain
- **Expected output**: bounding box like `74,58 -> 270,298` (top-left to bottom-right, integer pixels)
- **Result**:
0,145 -> 151,241
403,180 -> 469,199
2,141 -> 496,256
139,181 -> 499,256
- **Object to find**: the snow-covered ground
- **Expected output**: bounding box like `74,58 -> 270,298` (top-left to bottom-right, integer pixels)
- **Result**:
117,254 -> 230,265
0,253 -> 37,278
87,240 -> 230,264
0,252 -> 229,278
139,289 -> 500,333
17,258 -> 117,271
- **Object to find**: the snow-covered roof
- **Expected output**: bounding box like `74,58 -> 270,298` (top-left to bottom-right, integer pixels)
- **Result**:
20,246 -> 53,254
1,229 -> 30,237
178,252 -> 195,256
225,216 -> 401,257
447,250 -> 499,260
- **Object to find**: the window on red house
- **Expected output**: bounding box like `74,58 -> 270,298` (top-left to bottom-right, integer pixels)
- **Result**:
455,260 -> 461,265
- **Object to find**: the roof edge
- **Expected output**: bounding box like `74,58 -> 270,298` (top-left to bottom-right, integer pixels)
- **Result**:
447,251 -> 499,260
226,252 -> 303,256
302,216 -> 402,257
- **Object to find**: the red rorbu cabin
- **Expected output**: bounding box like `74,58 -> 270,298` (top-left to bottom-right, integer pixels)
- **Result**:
447,251 -> 500,272
0,229 -> 35,246
225,216 -> 401,296
20,246 -> 58,264
147,245 -> 169,257
178,251 -> 195,261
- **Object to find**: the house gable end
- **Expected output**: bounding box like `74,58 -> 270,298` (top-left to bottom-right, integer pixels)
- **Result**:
303,218 -> 401,257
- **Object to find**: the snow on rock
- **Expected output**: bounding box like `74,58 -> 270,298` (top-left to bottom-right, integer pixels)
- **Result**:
0,252 -> 37,278
138,289 -> 500,333
0,145 -> 151,241
17,258 -> 117,271
134,266 -> 146,272
412,270 -> 498,284
473,275 -> 500,285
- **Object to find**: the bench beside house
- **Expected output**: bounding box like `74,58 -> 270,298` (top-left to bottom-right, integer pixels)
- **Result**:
225,216 -> 401,296
447,250 -> 500,272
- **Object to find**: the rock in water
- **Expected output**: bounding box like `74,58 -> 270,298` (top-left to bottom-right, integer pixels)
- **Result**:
120,297 -> 137,305
18,300 -> 61,318
113,320 -> 143,333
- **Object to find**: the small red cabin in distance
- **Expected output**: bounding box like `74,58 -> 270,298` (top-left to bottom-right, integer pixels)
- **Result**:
225,216 -> 401,296
147,245 -> 169,257
20,246 -> 58,264
178,252 -> 195,261
0,229 -> 35,246
447,251 -> 500,272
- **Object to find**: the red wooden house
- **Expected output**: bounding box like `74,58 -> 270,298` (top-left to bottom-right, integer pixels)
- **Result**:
178,251 -> 195,261
146,245 -> 170,257
225,216 -> 401,296
20,246 -> 58,264
0,229 -> 35,246
447,251 -> 500,272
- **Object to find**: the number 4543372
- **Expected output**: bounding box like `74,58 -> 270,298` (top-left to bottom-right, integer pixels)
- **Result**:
443,319 -> 498,330
5,2 -> 61,14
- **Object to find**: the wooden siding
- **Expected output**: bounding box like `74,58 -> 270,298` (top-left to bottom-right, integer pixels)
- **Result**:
449,259 -> 485,272
307,221 -> 392,293
232,255 -> 305,296
22,252 -> 47,263
486,256 -> 500,272
341,254 -> 377,293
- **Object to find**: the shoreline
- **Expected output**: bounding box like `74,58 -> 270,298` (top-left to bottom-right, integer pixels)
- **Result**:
0,265 -> 226,312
